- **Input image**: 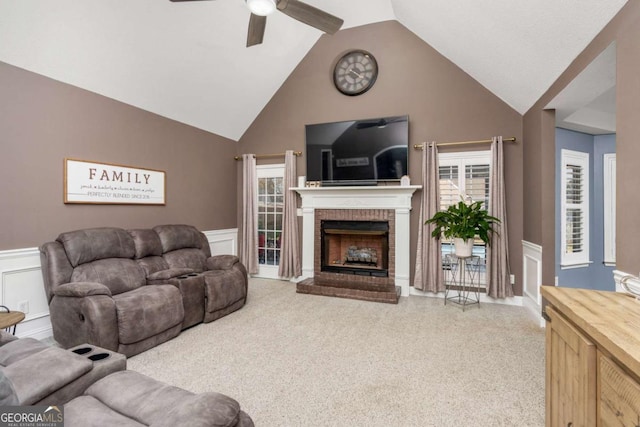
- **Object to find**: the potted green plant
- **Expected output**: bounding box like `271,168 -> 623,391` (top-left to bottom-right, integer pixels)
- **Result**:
425,199 -> 500,257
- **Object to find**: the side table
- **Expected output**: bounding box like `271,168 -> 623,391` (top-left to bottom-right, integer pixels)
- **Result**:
0,305 -> 25,335
444,254 -> 481,311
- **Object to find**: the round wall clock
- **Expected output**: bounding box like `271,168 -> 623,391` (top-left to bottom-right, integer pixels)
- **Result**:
333,50 -> 378,96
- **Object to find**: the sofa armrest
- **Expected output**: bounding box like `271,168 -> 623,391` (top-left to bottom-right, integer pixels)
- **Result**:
206,255 -> 239,271
49,290 -> 119,351
148,268 -> 194,281
54,282 -> 112,298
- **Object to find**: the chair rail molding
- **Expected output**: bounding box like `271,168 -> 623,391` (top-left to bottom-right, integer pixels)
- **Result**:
613,269 -> 640,295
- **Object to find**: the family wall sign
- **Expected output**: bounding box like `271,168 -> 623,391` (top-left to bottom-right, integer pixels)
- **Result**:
64,158 -> 166,205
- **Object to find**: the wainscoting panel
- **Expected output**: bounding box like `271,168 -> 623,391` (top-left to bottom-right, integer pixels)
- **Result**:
204,228 -> 238,256
0,228 -> 238,341
0,247 -> 51,339
522,240 -> 544,326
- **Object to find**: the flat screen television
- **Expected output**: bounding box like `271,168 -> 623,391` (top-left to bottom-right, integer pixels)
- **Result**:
305,115 -> 409,186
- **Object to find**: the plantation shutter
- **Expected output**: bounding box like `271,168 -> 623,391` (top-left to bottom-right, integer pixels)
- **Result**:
438,165 -> 458,211
465,164 -> 490,209
561,149 -> 590,267
565,164 -> 583,253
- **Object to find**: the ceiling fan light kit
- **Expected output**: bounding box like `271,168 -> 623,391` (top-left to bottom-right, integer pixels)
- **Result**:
246,0 -> 276,16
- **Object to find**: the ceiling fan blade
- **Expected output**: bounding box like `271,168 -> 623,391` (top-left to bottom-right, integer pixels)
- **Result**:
277,0 -> 343,34
247,14 -> 267,47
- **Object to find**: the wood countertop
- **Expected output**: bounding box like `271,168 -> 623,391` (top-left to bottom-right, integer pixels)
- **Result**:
541,285 -> 640,379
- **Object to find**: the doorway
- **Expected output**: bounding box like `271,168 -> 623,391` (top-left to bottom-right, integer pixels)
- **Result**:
255,164 -> 285,278
546,42 -> 617,291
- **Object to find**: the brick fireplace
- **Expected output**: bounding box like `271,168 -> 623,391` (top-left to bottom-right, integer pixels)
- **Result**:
293,185 -> 419,303
320,219 -> 390,277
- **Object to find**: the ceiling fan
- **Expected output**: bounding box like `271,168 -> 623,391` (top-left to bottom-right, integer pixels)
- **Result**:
169,0 -> 344,47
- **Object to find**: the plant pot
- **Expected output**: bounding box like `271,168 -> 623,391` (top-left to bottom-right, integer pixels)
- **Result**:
453,238 -> 474,257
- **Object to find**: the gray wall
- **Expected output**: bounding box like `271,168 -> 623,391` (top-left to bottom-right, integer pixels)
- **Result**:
524,2 -> 640,285
0,61 -> 239,250
238,20 -> 525,295
554,128 -> 615,290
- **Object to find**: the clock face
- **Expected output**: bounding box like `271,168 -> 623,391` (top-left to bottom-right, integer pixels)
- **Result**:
333,50 -> 378,96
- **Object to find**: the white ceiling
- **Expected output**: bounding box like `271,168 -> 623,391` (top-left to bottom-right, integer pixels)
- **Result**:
0,0 -> 628,141
546,43 -> 617,135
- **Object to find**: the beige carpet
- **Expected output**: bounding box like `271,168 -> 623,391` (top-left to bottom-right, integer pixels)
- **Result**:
128,278 -> 545,426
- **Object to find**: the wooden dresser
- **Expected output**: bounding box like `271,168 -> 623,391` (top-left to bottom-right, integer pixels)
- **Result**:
542,285 -> 640,427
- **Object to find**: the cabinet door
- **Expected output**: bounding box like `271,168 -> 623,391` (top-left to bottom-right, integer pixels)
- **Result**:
599,353 -> 640,426
546,306 -> 597,427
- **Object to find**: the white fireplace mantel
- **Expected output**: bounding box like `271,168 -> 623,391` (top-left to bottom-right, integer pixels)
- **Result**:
293,185 -> 421,297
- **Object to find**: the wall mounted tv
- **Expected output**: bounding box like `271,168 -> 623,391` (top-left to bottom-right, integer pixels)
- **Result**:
305,115 -> 409,186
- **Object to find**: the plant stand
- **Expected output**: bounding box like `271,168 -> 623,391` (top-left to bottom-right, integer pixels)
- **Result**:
444,254 -> 481,311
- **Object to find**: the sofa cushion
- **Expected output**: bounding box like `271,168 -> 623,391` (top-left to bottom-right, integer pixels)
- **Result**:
113,286 -> 183,345
54,282 -> 112,298
0,369 -> 18,405
57,228 -> 135,267
163,249 -> 207,273
154,225 -> 203,253
147,268 -> 194,281
128,229 -> 163,259
72,259 -> 146,295
136,256 -> 170,276
0,337 -> 48,367
154,392 -> 242,427
0,331 -> 18,347
82,371 -> 241,427
65,395 -> 146,427
2,347 -> 93,405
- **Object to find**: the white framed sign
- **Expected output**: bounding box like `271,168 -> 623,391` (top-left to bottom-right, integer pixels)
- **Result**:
64,158 -> 166,205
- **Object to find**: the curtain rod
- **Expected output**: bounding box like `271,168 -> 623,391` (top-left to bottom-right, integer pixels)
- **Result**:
234,151 -> 303,161
413,137 -> 517,150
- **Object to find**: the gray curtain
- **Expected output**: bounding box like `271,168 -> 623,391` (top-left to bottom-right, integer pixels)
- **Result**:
487,137 -> 513,298
413,142 -> 444,293
240,154 -> 259,275
278,151 -> 301,278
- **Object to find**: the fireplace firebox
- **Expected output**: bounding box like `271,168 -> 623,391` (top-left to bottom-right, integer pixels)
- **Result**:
320,220 -> 389,277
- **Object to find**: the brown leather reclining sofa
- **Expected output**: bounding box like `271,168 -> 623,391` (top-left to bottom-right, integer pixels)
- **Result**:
40,224 -> 248,357
0,331 -> 254,426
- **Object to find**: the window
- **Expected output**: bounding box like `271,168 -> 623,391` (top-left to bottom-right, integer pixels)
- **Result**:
438,151 -> 491,285
560,149 -> 590,268
256,164 -> 284,278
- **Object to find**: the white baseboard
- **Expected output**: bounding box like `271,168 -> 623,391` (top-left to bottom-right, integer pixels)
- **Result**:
409,287 -> 524,306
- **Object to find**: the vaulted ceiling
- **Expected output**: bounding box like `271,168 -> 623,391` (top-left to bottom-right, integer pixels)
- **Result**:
0,0 -> 628,141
